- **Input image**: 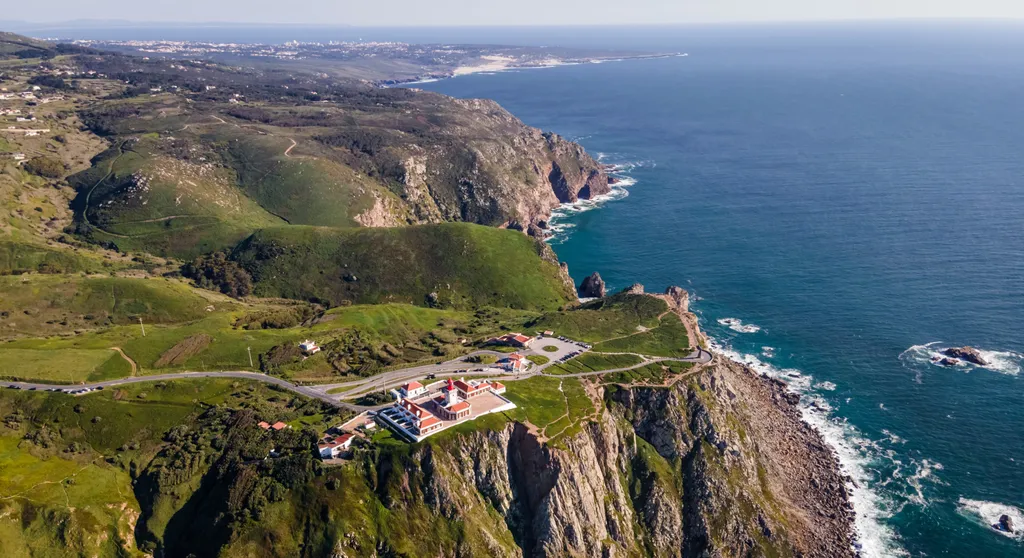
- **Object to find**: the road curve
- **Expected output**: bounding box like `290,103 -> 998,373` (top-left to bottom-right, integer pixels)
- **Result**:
2,348 -> 713,412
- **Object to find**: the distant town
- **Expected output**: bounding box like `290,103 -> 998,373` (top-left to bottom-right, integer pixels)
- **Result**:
61,38 -> 681,84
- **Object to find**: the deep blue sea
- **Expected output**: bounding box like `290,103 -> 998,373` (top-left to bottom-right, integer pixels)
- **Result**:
410,23 -> 1024,557
43,21 -> 1024,557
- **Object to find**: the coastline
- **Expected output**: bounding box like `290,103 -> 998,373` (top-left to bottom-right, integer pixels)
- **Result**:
382,52 -> 685,87
543,153 -> 876,554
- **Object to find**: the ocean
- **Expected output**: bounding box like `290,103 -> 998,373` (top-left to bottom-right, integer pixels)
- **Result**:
43,21 -> 1024,557
406,22 -> 1024,557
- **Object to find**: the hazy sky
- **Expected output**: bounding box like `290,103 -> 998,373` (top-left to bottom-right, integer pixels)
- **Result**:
7,0 -> 1024,26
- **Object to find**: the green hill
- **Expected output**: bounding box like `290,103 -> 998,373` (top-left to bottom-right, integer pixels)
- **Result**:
0,32 -> 53,59
231,223 -> 575,311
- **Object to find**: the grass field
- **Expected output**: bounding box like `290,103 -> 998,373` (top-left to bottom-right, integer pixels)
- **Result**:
529,293 -> 668,343
0,240 -> 111,275
602,361 -> 694,385
0,275 -> 230,339
0,348 -> 126,383
233,223 -> 576,311
593,314 -> 691,358
548,352 -> 644,375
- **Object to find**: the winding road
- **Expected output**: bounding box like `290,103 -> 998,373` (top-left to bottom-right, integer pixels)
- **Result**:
2,347 -> 713,412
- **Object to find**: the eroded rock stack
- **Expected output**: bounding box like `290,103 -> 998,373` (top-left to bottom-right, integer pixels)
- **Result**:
579,272 -> 607,298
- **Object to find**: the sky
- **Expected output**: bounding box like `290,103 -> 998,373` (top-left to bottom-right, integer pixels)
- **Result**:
5,0 -> 1024,26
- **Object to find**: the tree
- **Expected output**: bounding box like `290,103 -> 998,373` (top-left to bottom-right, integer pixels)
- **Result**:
23,156 -> 65,179
182,252 -> 253,298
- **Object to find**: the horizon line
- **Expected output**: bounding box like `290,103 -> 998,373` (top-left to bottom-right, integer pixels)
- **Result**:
6,16 -> 1024,30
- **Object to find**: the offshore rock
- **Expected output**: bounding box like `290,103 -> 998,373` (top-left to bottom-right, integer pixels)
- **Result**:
579,272 -> 607,298
943,346 -> 989,366
999,514 -> 1015,533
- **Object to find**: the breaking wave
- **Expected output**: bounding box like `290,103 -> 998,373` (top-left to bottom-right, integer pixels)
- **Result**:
717,317 -> 761,333
544,156 -> 642,244
900,342 -> 1022,377
958,498 -> 1024,542
709,338 -> 908,557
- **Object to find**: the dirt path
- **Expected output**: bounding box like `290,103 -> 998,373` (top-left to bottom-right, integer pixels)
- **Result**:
110,347 -> 137,377
283,138 -> 304,158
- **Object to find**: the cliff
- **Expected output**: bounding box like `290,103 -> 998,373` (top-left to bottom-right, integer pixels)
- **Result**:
327,360 -> 854,557
66,57 -> 609,257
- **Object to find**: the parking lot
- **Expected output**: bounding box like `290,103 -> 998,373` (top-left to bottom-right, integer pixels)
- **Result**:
525,336 -> 591,368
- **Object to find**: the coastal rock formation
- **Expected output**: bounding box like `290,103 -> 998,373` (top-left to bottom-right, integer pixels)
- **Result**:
330,359 -> 855,557
663,285 -> 690,312
943,346 -> 989,366
999,514 -> 1015,533
622,282 -> 646,295
578,272 -> 607,298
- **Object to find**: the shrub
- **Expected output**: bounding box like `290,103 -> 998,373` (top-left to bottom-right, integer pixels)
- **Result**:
23,156 -> 65,179
182,252 -> 253,298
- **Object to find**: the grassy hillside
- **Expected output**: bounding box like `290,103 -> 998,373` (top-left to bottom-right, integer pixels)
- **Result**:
529,292 -> 668,341
232,223 -> 576,311
70,134 -> 286,258
0,275 -> 226,339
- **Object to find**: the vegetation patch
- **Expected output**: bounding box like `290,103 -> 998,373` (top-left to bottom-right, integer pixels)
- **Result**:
549,352 -> 644,375
527,354 -> 550,365
542,345 -> 559,352
154,333 -> 213,367
232,223 -> 575,311
529,293 -> 668,343
593,314 -> 691,357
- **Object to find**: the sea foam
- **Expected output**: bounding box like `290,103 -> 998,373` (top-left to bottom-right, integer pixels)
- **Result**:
900,342 -> 1022,377
717,317 -> 761,333
709,338 -> 908,557
958,498 -> 1024,541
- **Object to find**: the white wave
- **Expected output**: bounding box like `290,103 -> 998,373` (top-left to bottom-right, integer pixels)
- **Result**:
709,338 -> 908,557
904,459 -> 944,507
544,170 -> 637,244
401,77 -> 441,85
717,317 -> 761,333
958,498 -> 1024,541
761,346 -> 776,358
816,381 -> 838,391
900,342 -> 1022,376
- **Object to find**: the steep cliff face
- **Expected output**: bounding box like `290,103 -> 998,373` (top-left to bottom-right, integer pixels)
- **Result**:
400,98 -> 610,229
341,360 -> 854,557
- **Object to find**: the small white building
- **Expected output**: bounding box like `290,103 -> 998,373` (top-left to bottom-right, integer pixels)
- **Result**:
12,153 -> 25,161
400,380 -> 427,399
318,433 -> 354,459
299,339 -> 320,355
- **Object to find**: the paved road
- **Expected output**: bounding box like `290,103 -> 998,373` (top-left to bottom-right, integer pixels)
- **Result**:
2,347 -> 713,411
2,372 -> 373,412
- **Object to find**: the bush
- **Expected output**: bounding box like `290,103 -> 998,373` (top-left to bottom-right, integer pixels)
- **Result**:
23,156 -> 65,179
182,252 -> 253,298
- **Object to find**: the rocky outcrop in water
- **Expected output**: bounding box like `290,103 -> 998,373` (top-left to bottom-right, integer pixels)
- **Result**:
998,514 -> 1015,533
578,272 -> 606,298
943,346 -> 989,366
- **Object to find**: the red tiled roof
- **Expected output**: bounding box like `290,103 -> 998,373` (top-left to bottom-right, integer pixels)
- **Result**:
337,433 -> 355,445
258,421 -> 271,429
449,401 -> 471,413
490,382 -> 505,390
419,416 -> 441,429
271,421 -> 288,430
513,334 -> 531,344
404,381 -> 423,391
453,380 -> 485,393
